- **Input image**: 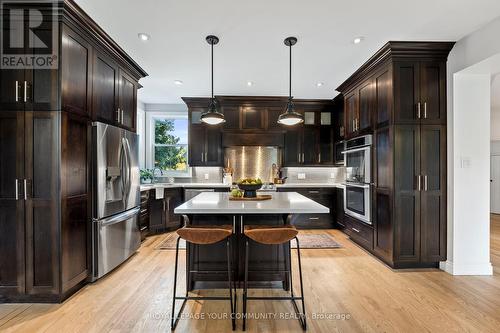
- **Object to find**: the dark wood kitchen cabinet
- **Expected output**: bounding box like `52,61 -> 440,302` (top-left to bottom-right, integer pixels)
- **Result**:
149,188 -> 183,233
0,13 -> 58,112
188,123 -> 223,167
393,61 -> 446,125
277,187 -> 335,229
337,41 -> 453,268
0,0 -> 146,303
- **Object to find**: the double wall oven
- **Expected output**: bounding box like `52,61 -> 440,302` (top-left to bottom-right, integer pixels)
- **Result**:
343,135 -> 372,224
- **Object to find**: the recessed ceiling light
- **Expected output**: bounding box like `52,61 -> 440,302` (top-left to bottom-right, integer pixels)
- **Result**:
316,82 -> 324,87
138,33 -> 150,41
353,37 -> 364,44
247,81 -> 253,86
174,80 -> 183,85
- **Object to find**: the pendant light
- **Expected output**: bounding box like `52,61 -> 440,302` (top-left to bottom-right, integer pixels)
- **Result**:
200,35 -> 225,125
278,36 -> 304,126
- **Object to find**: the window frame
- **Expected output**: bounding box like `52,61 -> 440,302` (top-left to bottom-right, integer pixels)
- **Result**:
145,111 -> 192,177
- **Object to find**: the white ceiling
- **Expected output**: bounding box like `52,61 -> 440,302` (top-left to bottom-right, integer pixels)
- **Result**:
75,0 -> 500,104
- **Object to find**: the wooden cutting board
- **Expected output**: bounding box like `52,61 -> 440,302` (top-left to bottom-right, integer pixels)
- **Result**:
229,195 -> 273,201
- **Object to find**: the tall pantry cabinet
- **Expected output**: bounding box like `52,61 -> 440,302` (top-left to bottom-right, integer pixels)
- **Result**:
337,42 -> 453,268
0,0 -> 147,302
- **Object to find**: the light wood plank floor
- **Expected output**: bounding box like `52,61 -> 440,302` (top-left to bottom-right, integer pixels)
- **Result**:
1,218 -> 499,333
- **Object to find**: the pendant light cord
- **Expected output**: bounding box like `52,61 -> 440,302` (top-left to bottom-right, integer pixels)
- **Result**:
211,41 -> 214,99
289,43 -> 292,100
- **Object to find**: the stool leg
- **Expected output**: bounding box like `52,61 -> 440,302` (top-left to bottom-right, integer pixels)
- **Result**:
295,236 -> 307,330
243,238 -> 249,331
227,239 -> 236,331
171,236 -> 187,330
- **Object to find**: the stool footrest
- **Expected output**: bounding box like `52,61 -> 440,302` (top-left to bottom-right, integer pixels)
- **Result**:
245,296 -> 303,301
175,296 -> 232,301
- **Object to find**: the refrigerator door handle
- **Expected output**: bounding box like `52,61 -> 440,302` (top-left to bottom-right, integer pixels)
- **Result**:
124,138 -> 132,198
99,207 -> 140,227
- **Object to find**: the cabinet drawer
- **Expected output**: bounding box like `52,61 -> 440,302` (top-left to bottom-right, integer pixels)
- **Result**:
290,213 -> 332,229
344,215 -> 373,250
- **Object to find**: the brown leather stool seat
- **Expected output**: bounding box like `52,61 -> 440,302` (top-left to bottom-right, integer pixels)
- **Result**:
244,224 -> 298,245
177,225 -> 233,245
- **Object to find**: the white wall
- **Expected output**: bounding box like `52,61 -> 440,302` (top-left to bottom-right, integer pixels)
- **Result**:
137,101 -> 146,169
444,17 -> 500,275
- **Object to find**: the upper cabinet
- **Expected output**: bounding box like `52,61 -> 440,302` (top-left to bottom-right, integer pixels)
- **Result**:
183,97 -> 335,167
338,42 -> 453,138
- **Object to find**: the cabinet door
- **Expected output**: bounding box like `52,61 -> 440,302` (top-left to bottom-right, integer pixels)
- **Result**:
319,127 -> 334,165
334,188 -> 345,229
24,111 -> 59,295
148,197 -> 166,233
26,25 -> 58,111
420,125 -> 446,262
241,106 -> 264,129
375,69 -> 392,126
302,127 -> 319,165
345,92 -> 358,137
0,112 -> 25,296
92,51 -> 119,125
61,26 -> 91,117
118,70 -> 137,131
165,189 -> 182,229
358,79 -> 374,132
394,125 -> 421,263
394,61 -> 420,124
420,61 -> 446,125
267,107 -> 284,131
284,129 -> 301,166
0,69 -> 25,111
205,127 -> 222,166
222,106 -> 240,130
189,124 -> 206,166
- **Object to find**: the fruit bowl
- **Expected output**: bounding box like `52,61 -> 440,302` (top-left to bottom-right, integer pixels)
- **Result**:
237,183 -> 262,198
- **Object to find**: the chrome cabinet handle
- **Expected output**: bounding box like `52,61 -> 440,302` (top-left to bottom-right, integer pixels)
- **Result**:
201,152 -> 204,162
302,153 -> 305,163
318,153 -> 321,163
417,102 -> 421,119
121,109 -> 124,123
352,227 -> 360,233
424,102 -> 427,119
163,199 -> 166,211
116,108 -> 121,122
424,175 -> 428,191
417,175 -> 421,191
15,81 -> 19,102
15,179 -> 19,200
24,81 -> 28,102
205,152 -> 208,163
24,179 -> 28,200
309,217 -> 319,220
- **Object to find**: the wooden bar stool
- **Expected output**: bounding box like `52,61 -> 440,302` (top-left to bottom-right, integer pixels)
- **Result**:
242,224 -> 307,331
171,217 -> 237,330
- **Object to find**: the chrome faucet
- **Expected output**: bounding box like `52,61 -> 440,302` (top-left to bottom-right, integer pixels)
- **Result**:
152,167 -> 163,184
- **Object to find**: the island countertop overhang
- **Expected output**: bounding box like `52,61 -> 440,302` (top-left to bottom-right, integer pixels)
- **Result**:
174,192 -> 330,215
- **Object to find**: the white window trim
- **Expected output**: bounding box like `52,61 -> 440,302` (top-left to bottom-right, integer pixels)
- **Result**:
145,111 -> 192,178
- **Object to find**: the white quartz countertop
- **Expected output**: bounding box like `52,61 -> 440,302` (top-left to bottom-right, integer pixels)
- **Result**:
174,192 -> 330,215
141,182 -> 344,191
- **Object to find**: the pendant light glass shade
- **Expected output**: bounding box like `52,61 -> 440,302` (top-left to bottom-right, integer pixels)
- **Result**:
278,36 -> 304,126
201,35 -> 225,125
278,98 -> 304,126
201,99 -> 225,125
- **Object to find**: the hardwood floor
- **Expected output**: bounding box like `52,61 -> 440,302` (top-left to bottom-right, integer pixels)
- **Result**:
1,222 -> 499,333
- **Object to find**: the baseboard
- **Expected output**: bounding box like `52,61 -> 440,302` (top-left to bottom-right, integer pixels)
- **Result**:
440,260 -> 493,275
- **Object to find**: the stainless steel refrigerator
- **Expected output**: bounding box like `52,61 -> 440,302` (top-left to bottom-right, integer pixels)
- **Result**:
91,122 -> 141,281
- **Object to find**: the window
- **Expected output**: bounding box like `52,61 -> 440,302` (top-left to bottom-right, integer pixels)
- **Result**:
153,117 -> 189,174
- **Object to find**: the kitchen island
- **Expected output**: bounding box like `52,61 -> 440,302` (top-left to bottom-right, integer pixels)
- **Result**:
174,192 -> 329,290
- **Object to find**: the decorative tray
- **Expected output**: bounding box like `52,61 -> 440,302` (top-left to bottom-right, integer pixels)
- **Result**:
229,195 -> 273,201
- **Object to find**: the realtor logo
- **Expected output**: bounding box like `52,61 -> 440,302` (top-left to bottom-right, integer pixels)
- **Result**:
1,0 -> 59,69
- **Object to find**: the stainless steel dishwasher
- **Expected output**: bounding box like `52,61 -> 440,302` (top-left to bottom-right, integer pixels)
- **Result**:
184,188 -> 215,201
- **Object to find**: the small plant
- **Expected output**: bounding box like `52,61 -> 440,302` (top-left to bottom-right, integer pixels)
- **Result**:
140,169 -> 154,182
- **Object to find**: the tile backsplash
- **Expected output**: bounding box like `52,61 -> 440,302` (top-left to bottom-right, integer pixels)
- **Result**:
282,167 -> 346,184
156,167 -> 223,184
